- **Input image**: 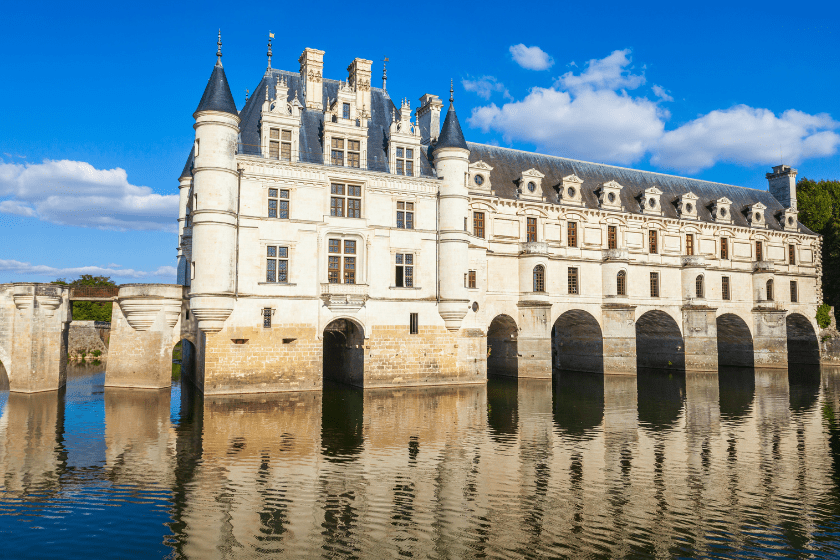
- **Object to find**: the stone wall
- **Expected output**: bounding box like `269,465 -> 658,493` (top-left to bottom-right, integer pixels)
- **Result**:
821,307 -> 840,363
67,321 -> 109,359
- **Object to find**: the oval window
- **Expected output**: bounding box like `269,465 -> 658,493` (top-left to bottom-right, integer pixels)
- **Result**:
528,181 -> 536,192
685,203 -> 693,213
567,187 -> 576,197
608,192 -> 616,203
755,212 -> 761,222
471,301 -> 479,312
648,198 -> 657,208
720,207 -> 727,217
787,216 -> 794,225
474,174 -> 484,186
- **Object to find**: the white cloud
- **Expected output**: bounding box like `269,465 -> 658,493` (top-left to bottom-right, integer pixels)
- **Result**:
509,44 -> 554,71
652,85 -> 673,102
469,48 -> 840,172
0,159 -> 178,231
652,106 -> 840,172
0,259 -> 177,282
462,76 -> 511,100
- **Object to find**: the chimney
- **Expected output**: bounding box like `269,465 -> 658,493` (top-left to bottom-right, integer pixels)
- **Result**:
766,164 -> 798,210
347,58 -> 372,117
417,94 -> 443,145
299,48 -> 325,110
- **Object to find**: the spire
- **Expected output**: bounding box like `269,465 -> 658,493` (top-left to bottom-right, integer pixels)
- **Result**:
266,32 -> 273,73
195,32 -> 238,116
435,80 -> 468,151
382,57 -> 389,91
245,89 -> 249,103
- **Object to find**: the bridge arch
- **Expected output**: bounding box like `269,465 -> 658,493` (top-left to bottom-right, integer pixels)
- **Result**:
716,313 -> 754,368
323,318 -> 365,386
786,312 -> 820,365
552,309 -> 604,374
635,310 -> 685,371
487,314 -> 518,377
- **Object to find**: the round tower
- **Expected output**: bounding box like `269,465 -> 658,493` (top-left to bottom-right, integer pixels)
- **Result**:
433,84 -> 470,331
189,32 -> 240,333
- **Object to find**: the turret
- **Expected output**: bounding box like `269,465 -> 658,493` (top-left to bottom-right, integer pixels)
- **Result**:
189,32 -> 240,334
176,149 -> 193,286
433,82 -> 470,331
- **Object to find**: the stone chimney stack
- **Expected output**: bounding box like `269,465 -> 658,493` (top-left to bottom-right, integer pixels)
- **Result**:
347,58 -> 372,116
767,164 -> 798,210
417,94 -> 443,145
299,48 -> 324,110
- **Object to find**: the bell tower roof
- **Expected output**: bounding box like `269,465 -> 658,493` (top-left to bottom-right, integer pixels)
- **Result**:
195,31 -> 238,116
435,81 -> 468,151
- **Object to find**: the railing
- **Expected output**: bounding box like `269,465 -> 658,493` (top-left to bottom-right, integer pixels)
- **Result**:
69,286 -> 120,299
602,248 -> 629,261
680,255 -> 706,267
320,283 -> 369,297
519,241 -> 549,255
753,261 -> 775,273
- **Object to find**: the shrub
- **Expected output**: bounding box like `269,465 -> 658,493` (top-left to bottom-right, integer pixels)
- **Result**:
817,303 -> 833,330
92,350 -> 102,357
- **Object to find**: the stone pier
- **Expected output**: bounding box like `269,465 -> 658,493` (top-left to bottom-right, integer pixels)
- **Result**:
601,304 -> 637,375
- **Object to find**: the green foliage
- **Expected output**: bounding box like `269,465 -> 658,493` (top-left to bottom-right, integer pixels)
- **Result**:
172,341 -> 182,381
52,275 -> 116,322
797,179 -> 840,307
92,349 -> 102,357
817,303 -> 833,330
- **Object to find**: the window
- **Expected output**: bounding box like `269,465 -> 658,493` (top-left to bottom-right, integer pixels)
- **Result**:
331,138 -> 344,166
568,222 -> 578,247
268,188 -> 290,219
397,201 -> 414,229
568,267 -> 579,295
330,183 -> 362,218
608,225 -> 617,249
721,237 -> 729,260
649,230 -> 658,254
766,279 -> 774,301
347,140 -> 361,168
410,313 -> 419,335
191,261 -> 195,280
722,276 -> 731,300
695,275 -> 704,298
474,212 -> 485,238
526,217 -> 537,242
269,128 -> 280,159
343,103 -> 350,120
617,270 -> 627,296
789,244 -> 796,265
790,280 -> 798,303
266,245 -> 288,283
395,253 -> 414,287
650,272 -> 660,298
263,308 -> 272,328
270,128 -> 292,161
467,270 -> 476,289
328,239 -> 356,284
281,130 -> 292,161
756,241 -> 763,261
533,265 -> 545,292
686,234 -> 695,256
395,147 -> 414,176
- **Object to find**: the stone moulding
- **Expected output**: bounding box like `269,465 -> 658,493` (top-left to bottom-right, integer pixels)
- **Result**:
681,255 -> 706,268
437,299 -> 470,331
320,283 -> 369,313
602,248 -> 630,262
753,261 -> 775,273
519,241 -> 548,255
117,284 -> 184,332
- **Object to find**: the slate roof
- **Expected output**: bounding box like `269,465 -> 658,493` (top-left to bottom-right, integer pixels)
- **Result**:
179,147 -> 194,179
435,103 -> 468,150
195,62 -> 238,116
467,143 -> 813,234
236,69 -> 436,177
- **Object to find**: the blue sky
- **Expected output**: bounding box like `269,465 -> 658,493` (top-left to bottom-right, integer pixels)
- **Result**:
1,0 -> 838,283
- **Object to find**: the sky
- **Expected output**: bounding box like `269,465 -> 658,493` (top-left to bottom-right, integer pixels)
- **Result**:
1,0 -> 838,284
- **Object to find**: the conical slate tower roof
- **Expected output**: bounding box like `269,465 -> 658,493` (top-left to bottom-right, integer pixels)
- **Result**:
195,60 -> 238,115
436,102 -> 468,150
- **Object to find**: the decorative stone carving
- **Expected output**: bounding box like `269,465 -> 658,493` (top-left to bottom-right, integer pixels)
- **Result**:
677,192 -> 699,219
518,168 -> 545,201
320,283 -> 369,313
597,180 -> 624,211
778,207 -> 799,232
638,186 -> 663,216
469,160 -> 493,192
117,284 -> 183,332
745,202 -> 767,228
559,174 -> 584,206
710,196 -> 733,224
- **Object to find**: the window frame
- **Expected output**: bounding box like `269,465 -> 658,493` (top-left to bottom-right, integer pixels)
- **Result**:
263,308 -> 272,328
756,241 -> 763,261
686,233 -> 695,256
397,201 -> 415,229
721,237 -> 729,260
327,237 -> 358,285
617,270 -> 627,296
789,244 -> 796,265
766,278 -> 774,301
330,183 -> 362,219
607,225 -> 617,250
649,230 -> 658,254
330,138 -> 344,166
526,217 -> 537,242
695,274 -> 704,298
473,212 -> 485,239
722,276 -> 731,301
395,252 -> 414,288
265,245 -> 289,283
467,270 -> 477,289
268,188 -> 290,219
567,221 -> 578,247
409,313 -> 419,335
650,271 -> 660,298
568,267 -> 579,295
533,264 -> 545,292
790,280 -> 798,303
395,146 -> 415,177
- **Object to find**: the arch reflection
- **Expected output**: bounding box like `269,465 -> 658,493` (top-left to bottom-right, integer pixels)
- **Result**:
553,371 -> 604,440
637,369 -> 685,433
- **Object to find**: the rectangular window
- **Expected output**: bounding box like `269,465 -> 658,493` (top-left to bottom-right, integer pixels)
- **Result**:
467,270 -> 476,289
331,138 -> 344,166
395,253 -> 414,287
280,129 -> 292,161
568,222 -> 577,247
343,103 -> 350,120
267,188 -> 290,219
722,276 -> 731,300
266,245 -> 289,283
608,225 -> 617,249
756,241 -> 763,261
650,272 -> 660,298
474,212 -> 485,238
649,230 -> 658,254
330,183 -> 345,217
789,244 -> 796,265
397,201 -> 414,229
330,184 -> 362,218
791,281 -> 798,303
269,128 -> 280,159
568,267 -> 579,295
263,308 -> 272,328
410,313 -> 419,335
348,140 -> 361,168
327,238 -> 356,284
721,237 -> 729,260
686,234 -> 695,256
527,217 -> 537,242
395,146 -> 414,177
347,185 -> 361,218
343,240 -> 356,284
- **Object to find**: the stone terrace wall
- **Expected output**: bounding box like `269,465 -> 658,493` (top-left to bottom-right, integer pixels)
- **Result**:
821,307 -> 840,363
67,321 -> 109,359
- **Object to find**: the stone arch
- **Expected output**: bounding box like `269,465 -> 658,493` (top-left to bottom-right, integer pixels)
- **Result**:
487,314 -> 518,377
786,313 -> 820,366
323,318 -> 365,386
552,309 -> 604,374
0,342 -> 10,391
635,310 -> 685,371
716,313 -> 754,368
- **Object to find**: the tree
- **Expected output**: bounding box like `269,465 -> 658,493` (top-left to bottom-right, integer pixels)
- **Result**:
51,275 -> 117,322
797,178 -> 840,308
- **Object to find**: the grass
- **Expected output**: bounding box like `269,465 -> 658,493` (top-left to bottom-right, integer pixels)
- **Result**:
172,341 -> 182,381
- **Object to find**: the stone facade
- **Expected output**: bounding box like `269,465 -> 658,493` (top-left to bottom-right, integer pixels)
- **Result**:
67,321 -> 109,360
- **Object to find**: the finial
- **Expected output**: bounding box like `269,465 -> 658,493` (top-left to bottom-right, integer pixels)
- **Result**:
267,32 -> 274,72
245,88 -> 249,102
391,107 -> 395,123
216,29 -> 222,64
382,57 -> 389,91
449,79 -> 454,104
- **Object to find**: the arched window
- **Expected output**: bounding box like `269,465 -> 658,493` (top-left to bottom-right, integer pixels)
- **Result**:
766,279 -> 774,301
617,270 -> 627,296
533,265 -> 545,292
695,275 -> 704,298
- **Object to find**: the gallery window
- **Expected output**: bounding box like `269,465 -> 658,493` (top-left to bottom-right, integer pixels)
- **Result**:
608,225 -> 617,249
695,275 -> 704,298
766,278 -> 774,301
466,270 -> 477,289
526,217 -> 537,242
721,237 -> 729,260
722,276 -> 731,301
790,280 -> 798,303
686,234 -> 695,256
474,212 -> 485,239
789,244 -> 796,265
568,222 -> 578,247
756,241 -> 763,261
649,230 -> 658,254
266,245 -> 288,283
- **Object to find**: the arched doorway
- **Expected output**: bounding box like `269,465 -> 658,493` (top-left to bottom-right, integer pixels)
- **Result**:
635,310 -> 685,371
552,310 -> 604,374
487,315 -> 518,377
787,313 -> 820,365
323,319 -> 365,386
175,339 -> 197,385
716,313 -> 754,368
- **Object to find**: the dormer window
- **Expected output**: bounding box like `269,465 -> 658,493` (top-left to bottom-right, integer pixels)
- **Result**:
677,192 -> 699,219
331,138 -> 361,168
560,174 -> 584,206
779,208 -> 798,232
527,181 -> 536,192
343,103 -> 350,120
639,186 -> 662,216
269,128 -> 292,161
395,147 -> 414,176
474,175 -> 484,186
710,197 -> 732,224
746,202 -> 767,228
469,160 -> 494,192
598,180 -> 624,210
518,168 -> 545,201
